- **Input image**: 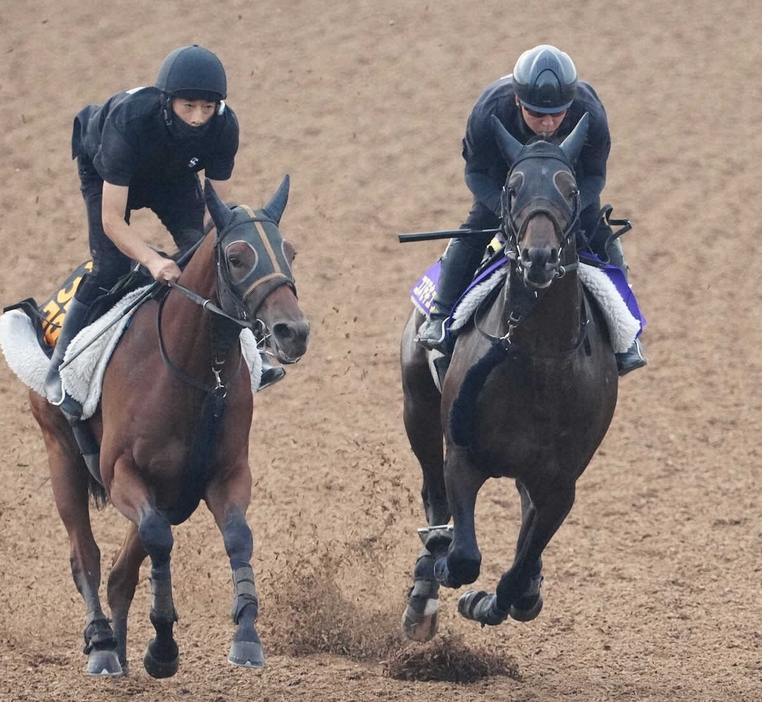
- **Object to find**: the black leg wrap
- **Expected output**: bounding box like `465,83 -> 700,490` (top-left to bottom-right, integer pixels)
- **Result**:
458,590 -> 510,627
83,617 -> 117,654
231,565 -> 259,624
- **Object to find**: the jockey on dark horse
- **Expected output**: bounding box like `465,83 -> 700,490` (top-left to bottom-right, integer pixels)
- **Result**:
416,44 -> 647,376
45,45 -> 284,418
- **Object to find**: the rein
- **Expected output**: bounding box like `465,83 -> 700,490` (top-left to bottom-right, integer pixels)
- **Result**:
156,288 -> 244,396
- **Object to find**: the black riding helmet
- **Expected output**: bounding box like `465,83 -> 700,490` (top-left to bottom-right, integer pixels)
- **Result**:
156,45 -> 227,137
155,44 -> 227,102
513,45 -> 577,113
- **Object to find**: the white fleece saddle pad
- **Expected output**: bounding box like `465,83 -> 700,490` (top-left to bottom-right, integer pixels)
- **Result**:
448,262 -> 641,354
0,286 -> 262,419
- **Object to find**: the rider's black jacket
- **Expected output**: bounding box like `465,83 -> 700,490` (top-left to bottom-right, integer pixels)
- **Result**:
71,86 -> 239,186
462,75 -> 610,219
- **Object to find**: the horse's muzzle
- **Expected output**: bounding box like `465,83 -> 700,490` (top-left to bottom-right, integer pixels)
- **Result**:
521,247 -> 560,288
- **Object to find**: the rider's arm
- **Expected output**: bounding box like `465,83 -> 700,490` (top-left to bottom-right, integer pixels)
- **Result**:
462,103 -> 506,217
576,133 -> 609,212
575,91 -> 611,212
101,181 -> 181,283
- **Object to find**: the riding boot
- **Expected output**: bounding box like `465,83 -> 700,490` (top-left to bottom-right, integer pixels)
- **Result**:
605,238 -> 648,376
258,352 -> 285,390
44,297 -> 90,417
416,238 -> 485,352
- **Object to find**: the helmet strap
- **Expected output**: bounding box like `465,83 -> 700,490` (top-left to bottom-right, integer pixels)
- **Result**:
161,93 -> 173,126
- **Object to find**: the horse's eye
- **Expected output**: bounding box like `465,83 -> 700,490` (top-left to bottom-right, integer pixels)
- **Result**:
228,254 -> 242,268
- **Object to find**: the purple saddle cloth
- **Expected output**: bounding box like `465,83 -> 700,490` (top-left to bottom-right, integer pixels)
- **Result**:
410,253 -> 646,334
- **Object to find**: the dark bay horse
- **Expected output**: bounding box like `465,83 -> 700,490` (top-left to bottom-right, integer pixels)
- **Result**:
400,114 -> 618,641
28,177 -> 310,676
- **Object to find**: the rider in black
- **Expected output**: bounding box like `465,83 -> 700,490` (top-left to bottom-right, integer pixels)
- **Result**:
416,44 -> 646,375
45,45 -> 283,416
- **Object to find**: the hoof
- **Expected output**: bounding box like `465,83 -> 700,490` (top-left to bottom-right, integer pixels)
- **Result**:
143,639 -> 179,679
510,593 -> 544,622
229,640 -> 266,669
457,590 -> 509,626
86,649 -> 123,677
510,571 -> 544,622
402,597 -> 440,642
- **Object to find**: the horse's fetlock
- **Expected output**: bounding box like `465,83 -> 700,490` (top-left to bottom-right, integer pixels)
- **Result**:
82,618 -> 117,654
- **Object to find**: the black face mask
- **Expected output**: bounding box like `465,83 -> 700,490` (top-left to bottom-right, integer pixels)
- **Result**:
169,114 -> 213,140
160,93 -> 215,141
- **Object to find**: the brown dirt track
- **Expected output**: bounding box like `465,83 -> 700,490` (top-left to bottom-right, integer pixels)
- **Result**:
1,1 -> 761,700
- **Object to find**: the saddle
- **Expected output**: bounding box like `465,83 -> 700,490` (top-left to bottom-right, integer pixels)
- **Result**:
410,249 -> 644,355
20,260 -> 154,352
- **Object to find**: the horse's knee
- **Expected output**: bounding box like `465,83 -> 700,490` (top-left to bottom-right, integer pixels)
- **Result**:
221,508 -> 253,566
138,510 -> 173,567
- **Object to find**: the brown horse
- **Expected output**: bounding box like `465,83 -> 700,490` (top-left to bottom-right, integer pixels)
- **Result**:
400,114 -> 618,641
28,177 -> 310,676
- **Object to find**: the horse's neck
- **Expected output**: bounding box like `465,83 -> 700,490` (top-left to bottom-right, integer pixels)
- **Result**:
161,236 -> 225,372
503,267 -> 584,353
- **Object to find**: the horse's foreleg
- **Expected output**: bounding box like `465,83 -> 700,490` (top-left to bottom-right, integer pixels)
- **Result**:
434,446 -> 488,589
44,424 -> 120,676
107,521 -> 147,673
495,483 -> 575,611
220,507 -> 265,668
507,481 -> 544,621
137,508 -> 179,678
206,473 -> 265,670
459,482 -> 575,627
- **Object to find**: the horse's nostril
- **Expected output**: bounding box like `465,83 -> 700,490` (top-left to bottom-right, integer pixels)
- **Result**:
273,321 -> 311,345
273,323 -> 293,341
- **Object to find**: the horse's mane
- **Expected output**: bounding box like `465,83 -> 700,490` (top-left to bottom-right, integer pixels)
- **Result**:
449,342 -> 518,449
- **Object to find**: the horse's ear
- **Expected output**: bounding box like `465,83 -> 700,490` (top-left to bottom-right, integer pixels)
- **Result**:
491,115 -> 524,167
560,112 -> 589,164
204,179 -> 234,231
263,174 -> 290,224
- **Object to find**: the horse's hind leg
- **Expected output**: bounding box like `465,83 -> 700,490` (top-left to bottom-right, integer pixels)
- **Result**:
107,521 -> 147,673
401,314 -> 449,526
31,399 -> 121,676
206,477 -> 265,669
402,525 -> 453,642
401,314 -> 452,641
